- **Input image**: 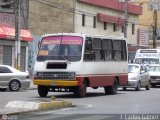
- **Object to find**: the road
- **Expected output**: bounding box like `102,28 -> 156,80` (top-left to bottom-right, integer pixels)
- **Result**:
0,87 -> 160,120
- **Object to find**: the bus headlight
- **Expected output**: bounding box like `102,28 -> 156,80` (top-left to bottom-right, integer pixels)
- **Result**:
68,72 -> 76,79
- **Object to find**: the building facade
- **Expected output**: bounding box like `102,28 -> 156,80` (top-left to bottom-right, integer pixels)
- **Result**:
0,0 -> 33,71
29,0 -> 142,44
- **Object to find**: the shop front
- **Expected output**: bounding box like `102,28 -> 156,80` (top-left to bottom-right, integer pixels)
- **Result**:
0,26 -> 33,71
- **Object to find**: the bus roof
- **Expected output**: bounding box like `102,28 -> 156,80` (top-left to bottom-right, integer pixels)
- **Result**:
41,33 -> 126,40
136,49 -> 160,53
41,33 -> 87,38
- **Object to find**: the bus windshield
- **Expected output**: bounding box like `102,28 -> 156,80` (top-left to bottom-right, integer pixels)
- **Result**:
37,36 -> 83,62
135,58 -> 159,64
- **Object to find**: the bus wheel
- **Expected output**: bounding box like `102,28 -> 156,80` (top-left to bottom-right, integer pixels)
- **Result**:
38,85 -> 49,97
104,80 -> 118,95
74,81 -> 87,98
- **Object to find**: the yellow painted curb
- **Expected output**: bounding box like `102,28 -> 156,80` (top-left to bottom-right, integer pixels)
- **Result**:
38,100 -> 73,110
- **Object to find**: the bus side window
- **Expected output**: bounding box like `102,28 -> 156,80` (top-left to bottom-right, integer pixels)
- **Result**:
121,40 -> 127,60
92,38 -> 103,61
102,39 -> 113,61
113,40 -> 124,61
84,38 -> 94,61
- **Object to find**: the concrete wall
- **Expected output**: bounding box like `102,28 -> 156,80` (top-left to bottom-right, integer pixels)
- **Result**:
29,0 -> 74,36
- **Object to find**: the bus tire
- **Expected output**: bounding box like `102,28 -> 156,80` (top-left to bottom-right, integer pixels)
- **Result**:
74,81 -> 87,98
38,85 -> 49,97
104,79 -> 118,95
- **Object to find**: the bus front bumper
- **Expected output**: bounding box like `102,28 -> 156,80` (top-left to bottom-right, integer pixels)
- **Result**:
33,79 -> 78,87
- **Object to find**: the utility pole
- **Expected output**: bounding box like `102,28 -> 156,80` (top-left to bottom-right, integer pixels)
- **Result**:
14,0 -> 21,70
153,10 -> 158,48
119,0 -> 128,38
124,0 -> 128,39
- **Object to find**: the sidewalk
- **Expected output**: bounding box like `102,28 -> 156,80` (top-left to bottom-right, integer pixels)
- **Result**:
29,80 -> 37,90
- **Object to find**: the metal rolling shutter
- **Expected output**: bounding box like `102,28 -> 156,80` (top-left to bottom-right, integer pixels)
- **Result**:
20,47 -> 26,71
3,46 -> 12,66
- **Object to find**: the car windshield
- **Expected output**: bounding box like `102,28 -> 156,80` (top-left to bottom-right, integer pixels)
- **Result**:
148,66 -> 160,72
128,65 -> 140,73
37,36 -> 83,62
135,58 -> 159,64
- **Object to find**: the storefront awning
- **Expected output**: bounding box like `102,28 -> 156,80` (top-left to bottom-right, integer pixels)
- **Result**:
0,27 -> 33,41
97,13 -> 125,25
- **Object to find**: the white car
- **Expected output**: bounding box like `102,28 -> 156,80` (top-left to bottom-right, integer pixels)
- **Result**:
122,64 -> 150,91
148,65 -> 160,87
0,65 -> 31,91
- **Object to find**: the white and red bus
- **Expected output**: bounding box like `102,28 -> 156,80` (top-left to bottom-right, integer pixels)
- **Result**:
33,33 -> 128,97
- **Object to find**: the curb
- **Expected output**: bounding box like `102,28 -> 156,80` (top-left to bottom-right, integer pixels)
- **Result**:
0,100 -> 74,115
38,100 -> 73,110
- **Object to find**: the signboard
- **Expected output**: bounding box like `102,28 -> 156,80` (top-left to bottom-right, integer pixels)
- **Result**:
138,29 -> 149,47
140,50 -> 157,53
0,13 -> 14,27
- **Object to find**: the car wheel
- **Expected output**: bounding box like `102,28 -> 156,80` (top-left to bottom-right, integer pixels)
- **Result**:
146,81 -> 150,90
9,80 -> 21,91
38,85 -> 49,97
135,81 -> 141,91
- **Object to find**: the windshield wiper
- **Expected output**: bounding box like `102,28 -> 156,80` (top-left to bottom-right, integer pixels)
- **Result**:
61,56 -> 71,64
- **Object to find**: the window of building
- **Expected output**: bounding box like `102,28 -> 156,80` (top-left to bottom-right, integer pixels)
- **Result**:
82,14 -> 86,27
93,16 -> 96,28
104,22 -> 107,30
122,26 -> 124,33
132,24 -> 135,35
113,23 -> 117,32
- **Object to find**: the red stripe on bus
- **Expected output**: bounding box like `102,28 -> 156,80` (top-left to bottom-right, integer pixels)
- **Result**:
76,74 -> 128,87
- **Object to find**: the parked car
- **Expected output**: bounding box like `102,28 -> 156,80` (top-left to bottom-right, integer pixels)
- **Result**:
122,64 -> 150,91
148,65 -> 160,87
0,65 -> 31,91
